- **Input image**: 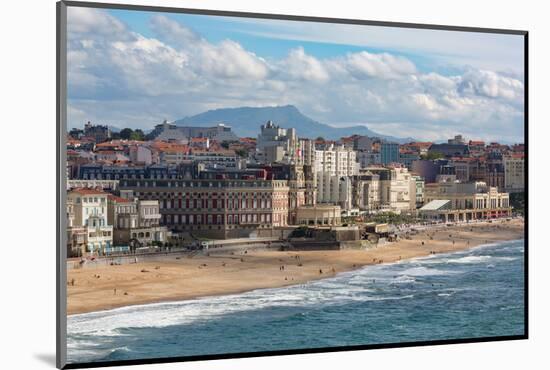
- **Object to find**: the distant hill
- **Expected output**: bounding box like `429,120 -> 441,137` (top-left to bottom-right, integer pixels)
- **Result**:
174,105 -> 414,143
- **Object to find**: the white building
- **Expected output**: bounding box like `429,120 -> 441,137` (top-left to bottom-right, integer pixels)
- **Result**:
316,173 -> 353,210
129,145 -> 153,165
366,166 -> 415,214
314,144 -> 358,177
421,179 -> 511,221
67,188 -> 113,256
256,121 -> 299,163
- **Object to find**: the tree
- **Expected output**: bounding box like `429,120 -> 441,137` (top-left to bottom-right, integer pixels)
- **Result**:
422,151 -> 444,160
316,136 -> 325,141
235,149 -> 248,158
130,129 -> 145,141
119,128 -> 133,140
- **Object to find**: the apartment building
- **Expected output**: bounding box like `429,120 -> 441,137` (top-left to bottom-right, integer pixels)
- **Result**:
504,153 -> 525,192
314,144 -> 358,177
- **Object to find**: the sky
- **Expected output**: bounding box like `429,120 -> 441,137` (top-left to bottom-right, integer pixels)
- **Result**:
66,6 -> 525,143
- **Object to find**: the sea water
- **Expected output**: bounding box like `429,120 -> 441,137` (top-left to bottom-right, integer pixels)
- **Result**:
67,239 -> 525,364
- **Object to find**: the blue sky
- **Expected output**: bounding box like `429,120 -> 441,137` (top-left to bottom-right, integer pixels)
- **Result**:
67,6 -> 525,142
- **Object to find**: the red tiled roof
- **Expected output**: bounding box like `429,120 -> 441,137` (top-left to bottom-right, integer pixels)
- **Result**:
107,194 -> 132,203
409,142 -> 433,148
190,137 -> 209,142
70,188 -> 106,195
507,153 -> 525,159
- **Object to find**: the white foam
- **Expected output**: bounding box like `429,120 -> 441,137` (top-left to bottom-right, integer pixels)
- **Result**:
447,255 -> 493,264
447,255 -> 517,264
399,266 -> 454,276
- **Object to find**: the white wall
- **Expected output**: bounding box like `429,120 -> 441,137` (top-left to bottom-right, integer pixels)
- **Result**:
2,0 -> 546,370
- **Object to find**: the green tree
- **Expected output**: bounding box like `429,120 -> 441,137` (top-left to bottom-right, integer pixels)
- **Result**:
119,128 -> 133,140
235,149 -> 248,158
422,151 -> 444,160
130,129 -> 145,141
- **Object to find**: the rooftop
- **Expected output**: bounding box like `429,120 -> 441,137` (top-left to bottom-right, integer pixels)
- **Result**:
419,199 -> 451,211
70,188 -> 106,196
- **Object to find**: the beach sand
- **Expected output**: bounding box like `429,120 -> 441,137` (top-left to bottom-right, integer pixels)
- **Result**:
67,218 -> 524,315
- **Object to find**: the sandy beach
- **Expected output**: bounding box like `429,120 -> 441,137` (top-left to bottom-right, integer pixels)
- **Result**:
67,218 -> 524,315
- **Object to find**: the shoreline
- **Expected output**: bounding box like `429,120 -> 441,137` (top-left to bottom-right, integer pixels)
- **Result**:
67,218 -> 524,316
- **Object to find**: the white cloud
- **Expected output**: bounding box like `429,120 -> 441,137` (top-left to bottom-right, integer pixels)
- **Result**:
195,39 -> 270,79
150,15 -> 269,80
279,47 -> 330,82
67,7 -> 133,42
342,51 -> 416,79
66,8 -> 524,142
458,69 -> 524,103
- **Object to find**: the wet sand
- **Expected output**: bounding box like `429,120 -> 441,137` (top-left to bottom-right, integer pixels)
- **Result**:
67,218 -> 524,315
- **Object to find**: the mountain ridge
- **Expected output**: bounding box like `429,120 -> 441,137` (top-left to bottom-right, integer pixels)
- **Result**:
174,105 -> 415,143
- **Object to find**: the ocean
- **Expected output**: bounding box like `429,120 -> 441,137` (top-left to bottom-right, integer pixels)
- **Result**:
67,239 -> 525,364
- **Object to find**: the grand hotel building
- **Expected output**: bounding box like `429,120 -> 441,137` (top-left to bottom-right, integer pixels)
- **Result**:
119,178 -> 291,238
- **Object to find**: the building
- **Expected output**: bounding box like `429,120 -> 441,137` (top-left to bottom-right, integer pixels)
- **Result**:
246,163 -> 316,223
481,153 -> 505,190
368,166 -> 415,213
67,188 -> 113,256
356,151 -> 381,168
449,158 -> 476,183
83,121 -> 112,143
411,159 -> 454,184
504,153 -> 525,192
149,121 -> 238,142
128,144 -> 154,165
256,121 -> 300,164
380,142 -> 399,165
448,135 -> 466,145
398,151 -> 420,169
352,136 -> 374,151
158,145 -> 190,165
67,179 -> 119,191
119,178 -> 290,239
108,195 -> 168,248
316,173 -> 353,210
428,143 -> 469,158
468,140 -> 486,153
299,138 -> 315,166
420,180 -> 511,221
314,144 -> 358,177
402,142 -> 432,156
78,163 -> 202,181
411,175 -> 425,208
295,205 -> 341,226
351,171 -> 381,212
